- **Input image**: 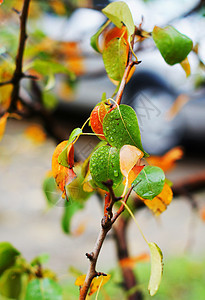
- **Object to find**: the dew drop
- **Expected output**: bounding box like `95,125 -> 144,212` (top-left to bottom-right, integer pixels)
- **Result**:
110,137 -> 114,141
114,170 -> 118,177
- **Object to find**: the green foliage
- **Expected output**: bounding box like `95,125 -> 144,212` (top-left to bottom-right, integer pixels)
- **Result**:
90,145 -> 123,191
90,20 -> 111,53
0,242 -> 20,275
103,36 -> 129,81
25,278 -> 62,300
152,25 -> 193,65
61,201 -> 84,234
102,1 -> 135,41
132,166 -> 165,200
0,267 -> 22,299
103,105 -> 148,156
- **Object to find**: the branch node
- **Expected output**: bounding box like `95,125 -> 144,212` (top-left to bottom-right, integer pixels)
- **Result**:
85,252 -> 94,260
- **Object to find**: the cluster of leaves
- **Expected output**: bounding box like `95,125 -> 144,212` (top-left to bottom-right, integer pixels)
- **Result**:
0,242 -> 62,300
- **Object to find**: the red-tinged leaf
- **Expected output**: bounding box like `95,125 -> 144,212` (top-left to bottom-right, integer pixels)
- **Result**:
67,143 -> 75,168
119,253 -> 150,268
0,0 -> 3,5
90,102 -> 110,140
120,145 -> 144,177
125,164 -> 144,188
138,183 -> 173,215
147,147 -> 183,172
0,112 -> 9,141
52,141 -> 76,198
103,26 -> 128,48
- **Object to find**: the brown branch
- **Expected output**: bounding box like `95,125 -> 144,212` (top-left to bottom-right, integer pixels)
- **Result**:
9,0 -> 31,112
0,80 -> 13,87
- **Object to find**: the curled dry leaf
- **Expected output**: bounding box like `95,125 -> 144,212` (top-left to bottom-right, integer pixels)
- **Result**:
0,112 -> 9,141
138,183 -> 173,215
52,141 -> 76,198
147,147 -> 183,172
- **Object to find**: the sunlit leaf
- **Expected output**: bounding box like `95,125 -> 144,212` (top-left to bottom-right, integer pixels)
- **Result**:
120,145 -> 144,177
138,183 -> 173,215
125,164 -> 144,188
152,25 -> 193,65
90,145 -> 123,191
119,253 -> 150,268
91,20 -> 111,53
103,105 -> 148,156
0,242 -> 20,275
58,128 -> 82,168
52,141 -> 76,197
132,166 -> 165,200
147,147 -> 183,172
103,26 -> 128,48
75,274 -> 86,286
25,278 -> 62,300
0,112 -> 9,141
24,124 -> 46,144
102,1 -> 135,42
180,57 -> 191,77
0,267 -> 22,299
89,274 -> 111,296
148,242 -> 163,296
103,36 -> 129,81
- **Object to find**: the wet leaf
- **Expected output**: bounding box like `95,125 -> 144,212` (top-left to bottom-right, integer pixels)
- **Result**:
120,145 -> 144,177
0,112 -> 9,141
102,1 -> 135,42
90,145 -> 123,191
132,166 -> 165,200
58,128 -> 82,168
103,36 -> 129,81
180,57 -> 191,77
103,105 -> 148,156
148,242 -> 163,296
119,253 -> 150,268
0,267 -> 22,299
52,141 -> 76,197
139,183 -> 173,215
91,20 -> 111,53
25,278 -> 62,300
152,25 -> 193,65
90,101 -> 110,140
0,242 -> 20,275
147,147 -> 183,172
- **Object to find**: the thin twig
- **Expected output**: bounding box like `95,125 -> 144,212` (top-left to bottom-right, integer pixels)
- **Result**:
9,0 -> 31,111
0,80 -> 13,87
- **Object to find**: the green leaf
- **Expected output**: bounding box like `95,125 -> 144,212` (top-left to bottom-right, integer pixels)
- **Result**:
43,176 -> 60,207
91,20 -> 111,53
42,91 -> 58,110
0,267 -> 22,299
0,242 -> 20,275
152,25 -> 193,65
58,128 -> 82,167
102,1 -> 135,42
25,278 -> 62,300
103,105 -> 148,157
148,242 -> 163,296
89,145 -> 123,191
31,253 -> 50,266
132,166 -> 165,200
103,37 -> 129,81
61,201 -> 84,234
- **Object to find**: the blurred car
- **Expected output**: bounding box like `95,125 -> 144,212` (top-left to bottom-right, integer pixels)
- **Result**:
40,0 -> 205,154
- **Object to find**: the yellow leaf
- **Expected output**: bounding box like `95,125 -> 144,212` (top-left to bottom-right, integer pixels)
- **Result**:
147,147 -> 183,172
180,57 -> 191,77
0,112 -> 9,141
75,274 -> 86,286
138,183 -> 173,215
52,141 -> 76,197
89,275 -> 111,296
25,124 -> 46,144
50,1 -> 66,15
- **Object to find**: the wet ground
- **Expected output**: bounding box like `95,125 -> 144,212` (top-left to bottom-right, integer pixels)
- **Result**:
0,119 -> 205,277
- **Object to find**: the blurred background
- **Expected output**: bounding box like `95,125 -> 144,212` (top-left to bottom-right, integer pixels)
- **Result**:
0,0 -> 205,299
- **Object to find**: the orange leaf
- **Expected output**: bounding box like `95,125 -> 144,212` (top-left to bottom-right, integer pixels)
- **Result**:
75,274 -> 86,286
120,253 -> 150,268
166,94 -> 190,121
90,102 -> 109,139
200,207 -> 205,222
120,145 -> 144,177
147,147 -> 183,172
124,164 -> 144,188
0,112 -> 9,141
180,57 -> 191,77
138,183 -> 173,215
52,141 -> 76,198
103,26 -> 128,49
25,125 -> 46,144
